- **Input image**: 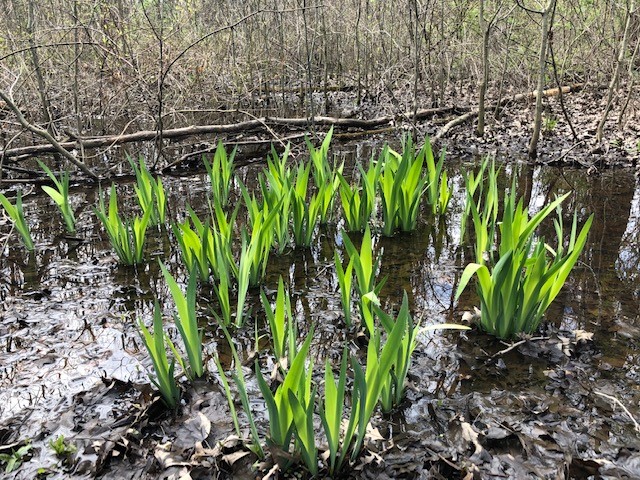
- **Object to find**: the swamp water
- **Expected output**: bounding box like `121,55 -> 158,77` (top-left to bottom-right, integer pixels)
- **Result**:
0,145 -> 639,479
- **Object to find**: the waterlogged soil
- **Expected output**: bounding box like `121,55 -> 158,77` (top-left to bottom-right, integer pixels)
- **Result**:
1,146 -> 640,479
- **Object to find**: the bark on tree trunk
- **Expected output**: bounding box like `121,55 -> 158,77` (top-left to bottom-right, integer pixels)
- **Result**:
528,0 -> 556,159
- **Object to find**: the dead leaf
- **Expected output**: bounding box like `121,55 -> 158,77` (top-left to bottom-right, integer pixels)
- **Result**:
222,450 -> 250,465
154,442 -> 190,469
365,423 -> 385,442
574,330 -> 594,342
174,412 -> 211,450
459,420 -> 484,457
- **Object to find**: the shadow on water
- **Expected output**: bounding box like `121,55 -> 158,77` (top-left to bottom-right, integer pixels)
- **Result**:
1,147 -> 639,478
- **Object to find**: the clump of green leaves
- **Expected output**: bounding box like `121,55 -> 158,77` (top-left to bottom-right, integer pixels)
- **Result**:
423,137 -> 452,215
338,159 -> 381,232
375,293 -> 469,412
138,302 -> 181,408
95,184 -> 151,265
256,146 -> 294,252
342,227 -> 387,335
291,161 -> 323,247
160,263 -> 204,379
37,160 -> 75,233
173,204 -> 237,282
307,127 -> 342,224
49,435 -> 77,458
261,276 -> 296,366
256,333 -> 316,473
377,138 -> 429,235
456,175 -> 594,338
334,250 -> 355,326
129,155 -> 166,226
0,190 -> 34,250
0,442 -> 32,473
204,141 -> 236,206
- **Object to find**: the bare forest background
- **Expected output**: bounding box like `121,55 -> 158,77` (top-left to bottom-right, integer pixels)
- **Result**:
0,0 -> 638,177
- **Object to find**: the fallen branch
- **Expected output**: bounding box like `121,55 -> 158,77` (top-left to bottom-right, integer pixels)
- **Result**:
594,390 -> 640,432
0,90 -> 99,179
0,107 -> 457,162
434,83 -> 584,140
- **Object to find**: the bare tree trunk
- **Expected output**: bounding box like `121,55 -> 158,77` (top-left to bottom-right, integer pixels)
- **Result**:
27,0 -> 55,135
617,34 -> 640,127
596,1 -> 635,143
476,0 -> 488,136
527,0 -> 556,159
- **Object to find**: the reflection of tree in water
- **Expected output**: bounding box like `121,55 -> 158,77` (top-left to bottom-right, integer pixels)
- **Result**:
531,167 -> 639,331
616,180 -> 640,283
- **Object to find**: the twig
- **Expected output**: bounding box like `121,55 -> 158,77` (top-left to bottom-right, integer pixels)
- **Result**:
594,390 -> 640,432
490,336 -> 548,359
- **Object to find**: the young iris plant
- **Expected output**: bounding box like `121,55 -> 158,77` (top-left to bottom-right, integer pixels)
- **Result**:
172,204 -> 237,282
261,276 -> 297,366
128,155 -> 166,226
95,184 -> 151,265
306,127 -> 342,224
291,161 -> 323,247
257,147 -> 294,252
334,251 -> 355,327
204,141 -> 236,206
423,137 -> 453,215
138,302 -> 181,409
0,190 -> 34,250
342,227 -> 387,335
377,139 -> 429,235
160,263 -> 204,379
37,160 -> 75,233
338,160 -> 381,232
375,293 -> 469,412
456,179 -> 594,338
255,333 -> 315,473
461,157 -> 499,258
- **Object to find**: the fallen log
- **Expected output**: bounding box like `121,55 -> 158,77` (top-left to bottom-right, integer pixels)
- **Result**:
0,83 -> 584,166
433,83 -> 584,140
0,107 -> 458,161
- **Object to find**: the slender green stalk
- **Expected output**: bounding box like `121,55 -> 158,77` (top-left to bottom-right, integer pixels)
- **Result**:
0,191 -> 34,250
160,263 -> 203,379
37,160 -> 75,233
138,302 -> 181,409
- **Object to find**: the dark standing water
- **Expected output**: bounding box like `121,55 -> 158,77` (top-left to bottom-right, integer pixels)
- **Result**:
1,144 -> 639,478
